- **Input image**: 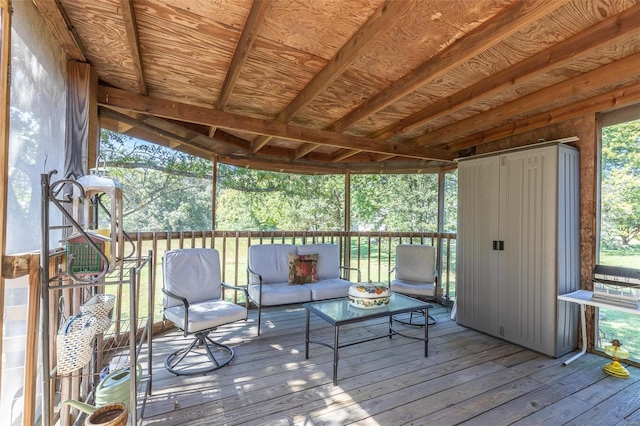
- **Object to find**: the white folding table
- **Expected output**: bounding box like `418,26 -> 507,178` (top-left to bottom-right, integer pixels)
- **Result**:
558,289 -> 640,365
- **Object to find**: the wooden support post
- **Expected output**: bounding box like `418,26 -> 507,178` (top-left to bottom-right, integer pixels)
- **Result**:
437,169 -> 446,302
212,155 -> 217,232
344,171 -> 351,277
22,254 -> 41,426
66,61 -> 98,177
0,0 -> 13,400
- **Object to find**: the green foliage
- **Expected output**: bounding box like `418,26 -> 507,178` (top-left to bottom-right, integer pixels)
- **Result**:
601,119 -> 640,248
215,172 -> 345,230
100,130 -> 456,233
100,131 -> 213,231
351,174 -> 447,232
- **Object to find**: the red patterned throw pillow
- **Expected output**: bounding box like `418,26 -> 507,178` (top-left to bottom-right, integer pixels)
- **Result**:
288,253 -> 318,285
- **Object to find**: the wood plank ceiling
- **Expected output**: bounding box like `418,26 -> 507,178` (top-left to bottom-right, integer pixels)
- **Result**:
34,0 -> 640,174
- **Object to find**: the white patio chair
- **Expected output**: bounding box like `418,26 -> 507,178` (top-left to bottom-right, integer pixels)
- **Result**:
162,248 -> 249,376
388,244 -> 438,326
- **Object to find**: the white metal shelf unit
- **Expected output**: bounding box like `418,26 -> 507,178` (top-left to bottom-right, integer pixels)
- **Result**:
40,171 -> 153,425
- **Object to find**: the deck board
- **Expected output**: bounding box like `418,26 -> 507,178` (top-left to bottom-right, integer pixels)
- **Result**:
140,304 -> 640,425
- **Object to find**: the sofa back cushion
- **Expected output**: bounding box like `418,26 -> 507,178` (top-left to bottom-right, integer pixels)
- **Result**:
248,244 -> 297,284
297,244 -> 340,280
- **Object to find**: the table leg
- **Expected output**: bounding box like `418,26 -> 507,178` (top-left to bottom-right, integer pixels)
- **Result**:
305,309 -> 310,359
388,315 -> 392,339
563,303 -> 587,366
333,325 -> 339,386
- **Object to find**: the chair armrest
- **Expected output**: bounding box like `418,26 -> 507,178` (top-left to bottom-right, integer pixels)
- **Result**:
162,288 -> 189,308
222,282 -> 248,294
246,267 -> 263,306
340,265 -> 361,282
222,282 -> 250,311
388,266 -> 397,286
246,267 -> 262,283
162,288 -> 190,336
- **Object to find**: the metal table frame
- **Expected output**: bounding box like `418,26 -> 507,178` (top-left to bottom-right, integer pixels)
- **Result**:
558,289 -> 640,365
304,293 -> 432,385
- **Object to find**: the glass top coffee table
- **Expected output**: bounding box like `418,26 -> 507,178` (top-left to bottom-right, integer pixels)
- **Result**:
303,293 -> 432,385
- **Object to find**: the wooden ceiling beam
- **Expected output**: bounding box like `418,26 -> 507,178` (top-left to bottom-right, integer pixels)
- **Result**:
375,154 -> 395,162
327,0 -> 570,134
295,142 -> 321,159
414,51 -> 640,147
331,149 -> 360,162
226,155 -> 443,175
278,0 -> 414,122
369,4 -> 640,140
97,85 -> 455,161
448,80 -> 640,152
212,0 -> 270,138
255,0 -> 414,155
119,0 -> 146,95
216,0 -> 269,111
32,0 -> 87,61
100,107 -> 221,157
252,134 -> 271,152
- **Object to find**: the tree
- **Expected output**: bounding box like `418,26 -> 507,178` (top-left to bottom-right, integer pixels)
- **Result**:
601,119 -> 640,247
100,131 -> 213,231
351,174 -> 440,232
100,130 -> 450,233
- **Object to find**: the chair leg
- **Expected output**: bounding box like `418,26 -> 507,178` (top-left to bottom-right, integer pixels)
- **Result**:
165,330 -> 235,376
257,304 -> 262,336
393,309 -> 436,327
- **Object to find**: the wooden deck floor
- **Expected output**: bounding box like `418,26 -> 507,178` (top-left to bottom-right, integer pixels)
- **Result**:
139,304 -> 640,425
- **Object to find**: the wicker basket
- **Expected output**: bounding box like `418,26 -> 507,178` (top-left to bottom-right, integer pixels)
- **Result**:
81,294 -> 115,333
57,314 -> 98,375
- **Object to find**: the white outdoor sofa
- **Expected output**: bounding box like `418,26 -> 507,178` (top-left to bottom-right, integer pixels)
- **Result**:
247,243 -> 360,334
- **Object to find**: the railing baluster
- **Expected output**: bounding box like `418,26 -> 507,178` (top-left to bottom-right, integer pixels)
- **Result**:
377,232 -> 382,282
152,232 -> 158,325
222,231 -> 228,287
234,231 -> 240,297
367,235 -> 371,282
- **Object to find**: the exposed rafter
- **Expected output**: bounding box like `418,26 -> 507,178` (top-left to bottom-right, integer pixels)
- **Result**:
99,107 -> 443,174
34,0 -> 640,174
97,85 -> 456,162
32,0 -> 87,61
119,0 -> 147,95
369,4 -> 640,141
253,0 -> 415,154
412,51 -> 640,147
326,0 -> 570,134
212,0 -> 270,138
323,0 -> 570,161
448,80 -> 640,152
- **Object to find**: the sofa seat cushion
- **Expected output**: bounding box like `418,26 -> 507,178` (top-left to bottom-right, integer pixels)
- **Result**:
297,244 -> 340,280
390,279 -> 436,298
309,278 -> 352,300
249,282 -> 312,306
164,300 -> 247,333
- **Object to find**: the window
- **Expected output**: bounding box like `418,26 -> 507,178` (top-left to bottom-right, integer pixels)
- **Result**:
597,106 -> 640,359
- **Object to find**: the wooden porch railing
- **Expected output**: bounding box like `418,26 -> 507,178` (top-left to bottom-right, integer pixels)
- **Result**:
126,230 -> 457,325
